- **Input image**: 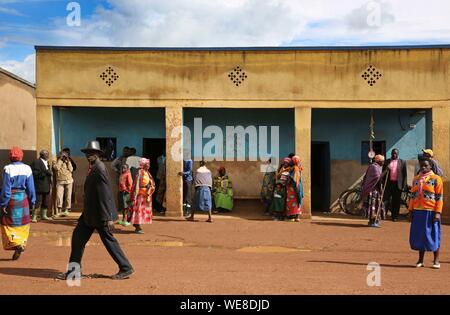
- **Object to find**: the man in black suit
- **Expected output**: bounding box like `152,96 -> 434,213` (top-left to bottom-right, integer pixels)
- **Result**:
30,150 -> 52,222
57,141 -> 133,280
382,148 -> 408,222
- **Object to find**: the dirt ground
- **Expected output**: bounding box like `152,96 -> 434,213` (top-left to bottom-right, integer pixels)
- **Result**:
0,201 -> 448,295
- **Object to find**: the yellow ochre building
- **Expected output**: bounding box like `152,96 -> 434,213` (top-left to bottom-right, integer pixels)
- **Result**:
34,45 -> 450,222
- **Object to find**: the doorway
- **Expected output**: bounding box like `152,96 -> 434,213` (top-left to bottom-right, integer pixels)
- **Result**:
142,138 -> 166,180
143,138 -> 166,211
311,142 -> 331,212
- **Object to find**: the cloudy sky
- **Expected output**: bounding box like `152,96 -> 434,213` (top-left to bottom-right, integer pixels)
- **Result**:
0,0 -> 449,83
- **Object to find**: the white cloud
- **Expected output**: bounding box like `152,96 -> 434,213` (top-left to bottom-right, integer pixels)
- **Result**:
49,0 -> 308,47
0,53 -> 35,83
290,0 -> 450,45
0,6 -> 23,16
40,0 -> 450,48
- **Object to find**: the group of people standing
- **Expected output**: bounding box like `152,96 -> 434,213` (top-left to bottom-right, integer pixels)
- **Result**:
179,158 -> 234,222
360,149 -> 409,227
360,148 -> 443,269
112,146 -> 163,234
0,142 -> 444,272
260,154 -> 304,222
0,142 -> 134,278
29,148 -> 76,223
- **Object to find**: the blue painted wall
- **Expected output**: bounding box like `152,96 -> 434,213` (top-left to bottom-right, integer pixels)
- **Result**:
53,107 -> 428,162
426,110 -> 432,148
54,107 -> 165,157
312,109 -> 429,161
183,108 -> 295,160
52,107 -> 60,155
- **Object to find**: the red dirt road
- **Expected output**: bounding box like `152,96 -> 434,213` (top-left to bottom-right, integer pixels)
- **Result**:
0,211 -> 449,295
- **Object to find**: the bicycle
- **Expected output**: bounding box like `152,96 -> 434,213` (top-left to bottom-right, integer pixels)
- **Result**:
339,181 -> 411,216
338,183 -> 363,216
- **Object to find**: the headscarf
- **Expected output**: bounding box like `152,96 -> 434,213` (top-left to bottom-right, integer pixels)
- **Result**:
361,162 -> 382,199
422,149 -> 434,157
292,155 -> 304,170
292,155 -> 303,186
218,166 -> 226,174
139,158 -> 150,168
374,155 -> 385,163
283,157 -> 292,165
9,146 -> 24,162
287,155 -> 304,209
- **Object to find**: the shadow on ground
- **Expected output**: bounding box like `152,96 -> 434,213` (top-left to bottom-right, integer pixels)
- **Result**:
311,222 -> 368,228
307,260 -> 416,269
0,267 -> 61,279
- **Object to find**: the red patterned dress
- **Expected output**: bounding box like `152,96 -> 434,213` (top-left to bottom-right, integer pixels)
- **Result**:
285,177 -> 301,217
130,170 -> 155,225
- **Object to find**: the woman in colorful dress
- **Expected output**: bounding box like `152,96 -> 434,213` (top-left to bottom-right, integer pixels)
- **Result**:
409,157 -> 443,269
360,155 -> 386,227
212,166 -> 233,213
260,158 -> 276,215
0,147 -> 36,260
277,157 -> 293,185
286,155 -> 303,222
130,158 -> 155,234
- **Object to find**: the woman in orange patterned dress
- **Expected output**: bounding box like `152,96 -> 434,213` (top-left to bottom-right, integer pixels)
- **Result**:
130,158 -> 155,234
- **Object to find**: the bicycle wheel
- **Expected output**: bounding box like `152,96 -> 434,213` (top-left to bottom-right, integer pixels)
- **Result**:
400,185 -> 411,207
343,188 -> 363,216
338,190 -> 350,212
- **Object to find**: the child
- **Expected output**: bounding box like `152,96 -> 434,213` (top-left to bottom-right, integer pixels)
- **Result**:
118,164 -> 133,227
270,182 -> 286,221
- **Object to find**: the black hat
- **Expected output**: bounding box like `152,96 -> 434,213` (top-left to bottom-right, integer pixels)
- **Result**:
81,140 -> 104,154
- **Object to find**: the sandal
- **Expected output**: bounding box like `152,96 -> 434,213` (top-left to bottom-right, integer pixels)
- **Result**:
12,247 -> 24,261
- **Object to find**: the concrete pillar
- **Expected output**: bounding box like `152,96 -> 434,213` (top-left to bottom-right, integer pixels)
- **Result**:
432,106 -> 450,223
295,107 -> 311,219
36,105 -> 53,158
165,106 -> 184,217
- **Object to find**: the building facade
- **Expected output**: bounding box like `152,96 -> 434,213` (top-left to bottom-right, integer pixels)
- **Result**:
0,67 -> 36,170
35,45 -> 450,221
